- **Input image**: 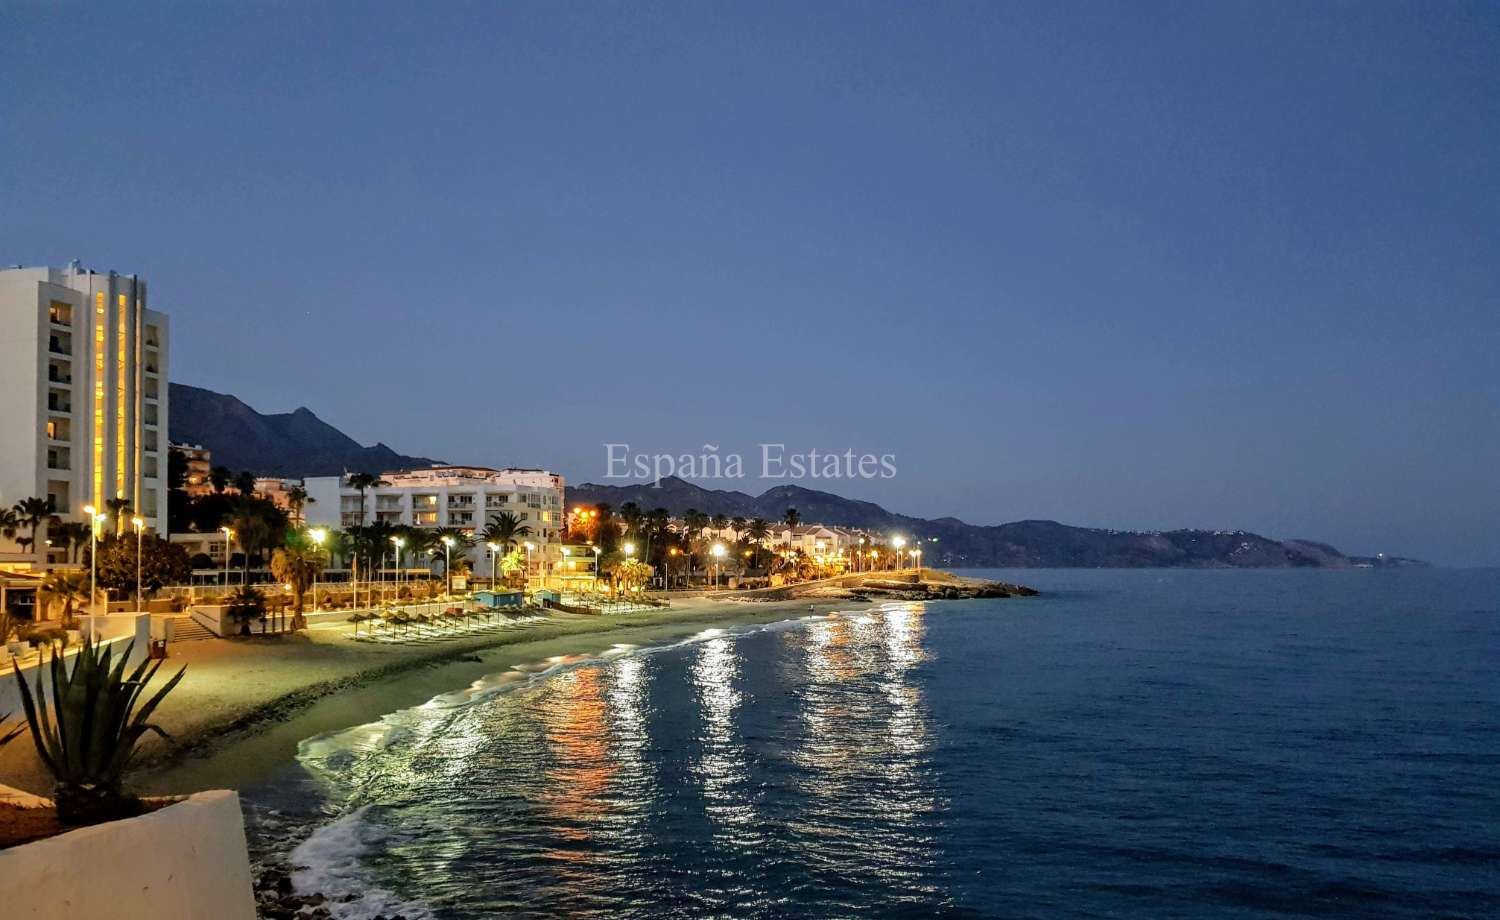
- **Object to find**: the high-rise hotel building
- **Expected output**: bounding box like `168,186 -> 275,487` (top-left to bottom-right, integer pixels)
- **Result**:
0,263 -> 169,567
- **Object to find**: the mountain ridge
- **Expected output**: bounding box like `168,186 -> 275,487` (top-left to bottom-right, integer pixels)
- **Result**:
569,477 -> 1425,569
168,382 -> 438,478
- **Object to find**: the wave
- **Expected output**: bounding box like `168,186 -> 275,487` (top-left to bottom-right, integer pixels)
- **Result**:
290,806 -> 437,920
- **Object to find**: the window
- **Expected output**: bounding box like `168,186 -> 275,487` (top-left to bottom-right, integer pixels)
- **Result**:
48,301 -> 72,325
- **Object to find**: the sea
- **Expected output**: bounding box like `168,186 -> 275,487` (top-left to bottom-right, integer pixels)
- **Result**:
241,568 -> 1500,919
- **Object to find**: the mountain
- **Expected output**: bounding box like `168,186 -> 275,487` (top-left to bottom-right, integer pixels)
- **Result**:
568,477 -> 1426,569
168,383 -> 438,478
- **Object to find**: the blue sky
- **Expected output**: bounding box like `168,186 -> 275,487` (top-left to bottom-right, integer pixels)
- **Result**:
3,2 -> 1497,564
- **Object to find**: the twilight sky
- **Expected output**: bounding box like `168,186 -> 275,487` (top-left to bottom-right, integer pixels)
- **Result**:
3,2 -> 1497,564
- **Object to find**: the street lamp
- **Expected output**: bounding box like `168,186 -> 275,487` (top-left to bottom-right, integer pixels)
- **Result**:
82,505 -> 102,613
623,542 -> 636,557
220,526 -> 234,589
892,535 -> 906,572
592,545 -> 601,589
857,537 -> 866,573
523,541 -> 535,591
441,535 -> 455,597
391,535 -> 405,604
132,516 -> 145,610
309,527 -> 327,612
487,541 -> 500,590
711,542 -> 726,590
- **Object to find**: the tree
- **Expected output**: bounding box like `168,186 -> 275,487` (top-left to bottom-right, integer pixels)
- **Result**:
49,519 -> 91,563
209,465 -> 232,494
38,571 -> 94,626
103,497 -> 132,536
345,472 -> 386,526
271,534 -> 326,626
618,502 -> 643,541
745,518 -> 771,568
783,508 -> 800,527
0,506 -> 19,544
232,470 -> 257,497
608,558 -> 653,592
225,585 -> 266,637
711,513 -> 729,533
430,528 -> 473,590
480,511 -> 531,556
14,497 -> 53,558
285,485 -> 313,525
95,534 -> 191,600
227,497 -> 287,575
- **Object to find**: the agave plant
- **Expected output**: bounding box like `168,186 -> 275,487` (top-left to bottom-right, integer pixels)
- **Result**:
0,712 -> 22,749
13,637 -> 186,825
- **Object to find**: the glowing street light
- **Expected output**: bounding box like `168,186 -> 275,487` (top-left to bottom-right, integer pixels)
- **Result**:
391,535 -> 405,604
220,525 -> 235,590
711,542 -> 726,590
441,535 -> 455,597
309,527 -> 327,612
892,535 -> 906,572
487,541 -> 500,589
623,542 -> 636,557
523,541 -> 535,591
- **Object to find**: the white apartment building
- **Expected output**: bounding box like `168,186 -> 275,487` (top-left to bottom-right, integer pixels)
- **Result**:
304,466 -> 566,562
0,263 -> 169,567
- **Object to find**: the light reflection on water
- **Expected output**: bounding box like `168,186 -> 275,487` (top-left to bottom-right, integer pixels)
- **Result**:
293,603 -> 947,918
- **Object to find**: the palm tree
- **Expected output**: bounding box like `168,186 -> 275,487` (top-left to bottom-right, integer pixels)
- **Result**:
683,509 -> 708,540
271,537 -> 326,627
619,502 -> 643,541
103,497 -> 132,536
13,497 -> 52,558
346,472 -> 386,525
232,471 -> 257,497
209,465 -> 232,494
286,485 -> 313,525
480,511 -> 531,556
228,505 -> 274,580
783,507 -> 800,527
0,506 -> 19,544
730,516 -> 747,535
39,570 -> 93,626
710,513 -> 730,535
745,518 -> 771,569
50,519 -> 91,563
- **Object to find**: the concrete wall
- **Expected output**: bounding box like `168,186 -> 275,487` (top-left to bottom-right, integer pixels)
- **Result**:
0,789 -> 256,920
0,624 -> 144,717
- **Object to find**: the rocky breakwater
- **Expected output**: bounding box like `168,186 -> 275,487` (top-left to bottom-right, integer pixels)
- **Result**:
793,571 -> 1039,602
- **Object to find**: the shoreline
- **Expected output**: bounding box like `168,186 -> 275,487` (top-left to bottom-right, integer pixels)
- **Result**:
141,596 -> 840,794
0,570 -> 1031,797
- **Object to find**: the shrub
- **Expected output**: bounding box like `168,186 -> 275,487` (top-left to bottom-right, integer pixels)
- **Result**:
12,637 -> 185,824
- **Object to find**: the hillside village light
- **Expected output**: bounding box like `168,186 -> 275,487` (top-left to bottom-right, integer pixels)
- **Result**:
132,516 -> 145,609
711,542 -> 726,590
309,527 -> 327,612
220,526 -> 234,589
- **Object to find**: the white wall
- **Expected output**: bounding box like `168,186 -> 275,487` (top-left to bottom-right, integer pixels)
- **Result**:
0,789 -> 257,920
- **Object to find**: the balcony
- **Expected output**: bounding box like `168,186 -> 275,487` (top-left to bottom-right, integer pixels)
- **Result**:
448,495 -> 476,508
48,396 -> 72,414
48,336 -> 71,356
47,367 -> 73,385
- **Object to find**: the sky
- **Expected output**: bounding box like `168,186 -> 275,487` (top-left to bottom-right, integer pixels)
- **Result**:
3,2 -> 1497,565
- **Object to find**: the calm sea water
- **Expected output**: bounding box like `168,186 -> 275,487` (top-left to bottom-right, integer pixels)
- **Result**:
246,569 -> 1500,919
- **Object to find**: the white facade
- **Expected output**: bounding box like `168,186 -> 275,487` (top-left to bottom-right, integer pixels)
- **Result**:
304,465 -> 566,541
0,264 -> 169,566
